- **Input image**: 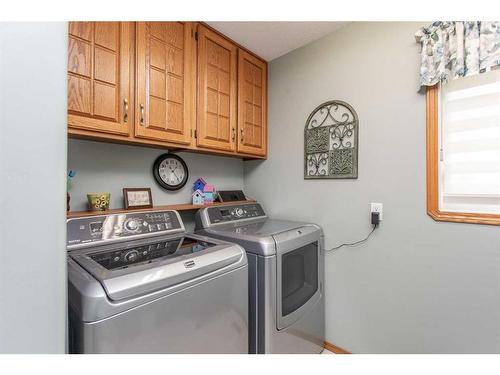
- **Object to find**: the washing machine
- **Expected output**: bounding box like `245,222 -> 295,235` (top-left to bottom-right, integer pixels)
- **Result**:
195,202 -> 325,354
67,209 -> 248,353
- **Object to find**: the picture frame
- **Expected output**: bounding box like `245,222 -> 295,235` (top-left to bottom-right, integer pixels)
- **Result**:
123,188 -> 153,210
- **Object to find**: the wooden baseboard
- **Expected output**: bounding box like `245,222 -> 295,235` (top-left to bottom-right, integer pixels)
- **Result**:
324,341 -> 351,354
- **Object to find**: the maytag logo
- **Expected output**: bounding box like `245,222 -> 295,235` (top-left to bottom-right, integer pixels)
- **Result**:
184,260 -> 195,268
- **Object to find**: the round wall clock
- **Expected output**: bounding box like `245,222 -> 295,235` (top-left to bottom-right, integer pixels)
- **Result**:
153,153 -> 189,191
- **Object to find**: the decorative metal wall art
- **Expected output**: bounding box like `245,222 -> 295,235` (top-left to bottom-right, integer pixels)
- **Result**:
304,100 -> 358,179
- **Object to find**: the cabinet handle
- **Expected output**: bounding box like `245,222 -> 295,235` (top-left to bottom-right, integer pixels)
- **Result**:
123,99 -> 129,123
140,104 -> 145,126
240,129 -> 244,143
232,128 -> 236,142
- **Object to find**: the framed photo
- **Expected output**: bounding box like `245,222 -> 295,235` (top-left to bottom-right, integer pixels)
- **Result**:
123,188 -> 153,210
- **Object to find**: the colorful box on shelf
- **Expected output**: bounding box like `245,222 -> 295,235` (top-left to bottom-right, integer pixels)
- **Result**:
192,190 -> 204,205
203,184 -> 215,204
193,177 -> 207,191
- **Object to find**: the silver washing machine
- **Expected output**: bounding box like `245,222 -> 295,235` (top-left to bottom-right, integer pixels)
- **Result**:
195,202 -> 325,354
67,210 -> 248,353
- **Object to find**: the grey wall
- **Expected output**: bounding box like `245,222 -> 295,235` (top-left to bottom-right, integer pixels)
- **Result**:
68,139 -> 244,230
0,23 -> 67,353
244,22 -> 500,353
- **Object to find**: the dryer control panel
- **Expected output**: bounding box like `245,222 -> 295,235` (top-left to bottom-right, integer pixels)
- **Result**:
67,210 -> 184,250
205,203 -> 266,224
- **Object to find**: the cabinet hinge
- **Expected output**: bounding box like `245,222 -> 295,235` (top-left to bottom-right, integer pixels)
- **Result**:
194,31 -> 198,41
192,129 -> 197,139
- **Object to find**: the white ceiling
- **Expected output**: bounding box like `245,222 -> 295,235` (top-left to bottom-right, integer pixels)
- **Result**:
207,22 -> 349,61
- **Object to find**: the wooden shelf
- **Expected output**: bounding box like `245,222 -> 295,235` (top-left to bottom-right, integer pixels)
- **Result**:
67,200 -> 255,219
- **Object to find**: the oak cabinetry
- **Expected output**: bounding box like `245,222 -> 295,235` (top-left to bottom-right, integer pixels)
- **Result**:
196,24 -> 238,152
135,22 -> 195,145
68,22 -> 133,136
237,49 -> 267,156
67,22 -> 268,159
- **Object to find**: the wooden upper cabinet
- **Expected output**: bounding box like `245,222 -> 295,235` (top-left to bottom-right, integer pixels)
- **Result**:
68,22 -> 133,136
196,25 -> 238,152
135,22 -> 195,145
237,49 -> 267,156
67,22 -> 267,159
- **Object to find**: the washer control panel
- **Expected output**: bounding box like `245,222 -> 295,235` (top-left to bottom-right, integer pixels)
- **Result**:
87,236 -> 216,270
67,210 -> 183,249
207,203 -> 266,224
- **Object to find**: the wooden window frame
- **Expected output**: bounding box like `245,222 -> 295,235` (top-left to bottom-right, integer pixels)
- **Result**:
426,84 -> 500,226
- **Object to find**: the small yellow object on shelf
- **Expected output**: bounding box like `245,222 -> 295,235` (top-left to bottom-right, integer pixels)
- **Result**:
87,193 -> 111,211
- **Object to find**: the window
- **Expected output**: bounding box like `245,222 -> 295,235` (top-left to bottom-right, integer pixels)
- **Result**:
427,69 -> 500,225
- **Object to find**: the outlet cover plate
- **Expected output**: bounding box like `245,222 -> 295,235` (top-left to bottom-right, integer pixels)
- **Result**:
370,203 -> 383,221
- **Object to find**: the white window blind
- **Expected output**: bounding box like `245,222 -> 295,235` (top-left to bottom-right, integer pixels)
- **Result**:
440,69 -> 500,214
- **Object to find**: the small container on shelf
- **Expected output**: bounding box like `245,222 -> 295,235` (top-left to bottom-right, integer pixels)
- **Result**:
193,177 -> 207,192
203,184 -> 215,204
192,190 -> 204,205
87,193 -> 110,211
67,170 -> 76,212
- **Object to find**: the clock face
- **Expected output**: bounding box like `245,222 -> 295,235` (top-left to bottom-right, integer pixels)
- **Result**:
153,154 -> 189,191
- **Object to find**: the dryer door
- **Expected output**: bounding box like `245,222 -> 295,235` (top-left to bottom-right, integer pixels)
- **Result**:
274,225 -> 322,330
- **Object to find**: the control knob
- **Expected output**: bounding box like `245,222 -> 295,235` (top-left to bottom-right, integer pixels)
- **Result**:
124,250 -> 139,262
125,219 -> 140,232
235,208 -> 245,217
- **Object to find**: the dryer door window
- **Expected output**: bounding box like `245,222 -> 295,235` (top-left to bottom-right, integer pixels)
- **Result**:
281,242 -> 319,316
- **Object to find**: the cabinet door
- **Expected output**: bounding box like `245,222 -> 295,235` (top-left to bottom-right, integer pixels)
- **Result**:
197,25 -> 237,152
68,22 -> 132,136
135,22 -> 195,145
237,49 -> 267,156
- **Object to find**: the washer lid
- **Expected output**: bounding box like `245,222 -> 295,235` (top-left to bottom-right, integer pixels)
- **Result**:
70,235 -> 246,301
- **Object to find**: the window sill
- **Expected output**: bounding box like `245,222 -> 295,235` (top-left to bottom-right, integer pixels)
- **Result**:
428,208 -> 500,226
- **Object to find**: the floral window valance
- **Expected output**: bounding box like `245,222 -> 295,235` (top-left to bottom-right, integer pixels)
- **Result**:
415,22 -> 500,86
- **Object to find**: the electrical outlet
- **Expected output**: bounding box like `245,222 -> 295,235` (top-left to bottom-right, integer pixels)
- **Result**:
370,203 -> 383,221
